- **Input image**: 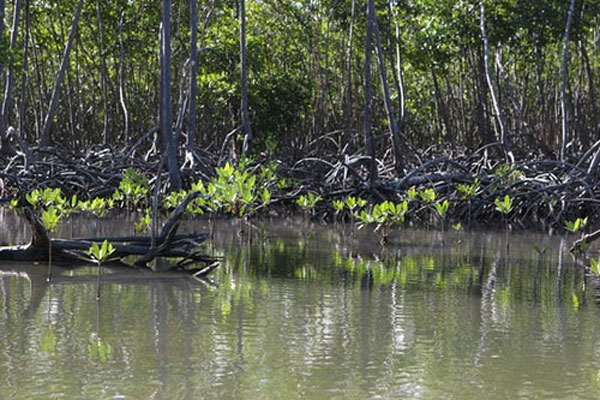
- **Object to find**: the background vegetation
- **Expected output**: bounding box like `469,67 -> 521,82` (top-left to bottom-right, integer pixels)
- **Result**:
0,0 -> 598,163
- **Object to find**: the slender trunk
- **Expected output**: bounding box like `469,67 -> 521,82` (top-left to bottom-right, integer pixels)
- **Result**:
431,66 -> 453,143
373,14 -> 403,173
345,0 -> 356,130
187,0 -> 198,151
18,0 -> 30,142
47,240 -> 52,283
160,0 -> 182,191
364,0 -> 377,185
580,42 -> 598,141
478,0 -> 511,159
0,0 -> 5,88
118,13 -> 130,143
39,0 -> 84,148
388,1 -> 405,129
0,0 -> 21,152
240,0 -> 253,156
96,0 -> 109,144
96,262 -> 102,300
561,0 -> 576,161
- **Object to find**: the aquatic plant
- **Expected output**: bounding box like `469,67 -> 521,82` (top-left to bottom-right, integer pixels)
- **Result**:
77,197 -> 109,217
41,206 -> 63,282
88,240 -> 116,300
296,192 -> 322,216
564,217 -> 587,233
135,209 -> 152,232
356,200 -> 408,243
419,188 -> 436,204
407,187 -> 418,201
332,199 -> 344,214
434,199 -> 450,230
457,178 -> 480,225
118,168 -> 149,208
494,195 -> 513,215
457,179 -> 480,199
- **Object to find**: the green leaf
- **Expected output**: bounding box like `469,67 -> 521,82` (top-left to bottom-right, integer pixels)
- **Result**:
419,188 -> 436,203
591,257 -> 600,276
88,240 -> 116,265
407,187 -> 417,200
494,195 -> 513,214
332,199 -> 344,212
435,199 -> 449,216
8,199 -> 18,210
564,217 -> 587,233
41,208 -> 60,232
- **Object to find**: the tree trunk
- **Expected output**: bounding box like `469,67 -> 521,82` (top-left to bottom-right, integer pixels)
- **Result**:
0,0 -> 5,89
118,12 -> 130,143
0,0 -> 22,153
160,0 -> 182,191
39,0 -> 84,148
431,66 -> 453,143
387,0 -> 405,133
187,0 -> 198,153
95,0 -> 109,145
561,0 -> 576,161
373,13 -> 403,174
478,0 -> 511,160
344,0 -> 356,130
240,0 -> 253,157
18,0 -> 30,143
364,0 -> 377,185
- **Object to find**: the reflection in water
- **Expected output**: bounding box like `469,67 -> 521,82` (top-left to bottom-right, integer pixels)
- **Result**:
1,216 -> 600,398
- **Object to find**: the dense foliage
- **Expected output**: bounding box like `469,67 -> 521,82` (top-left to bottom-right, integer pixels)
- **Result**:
0,0 -> 598,159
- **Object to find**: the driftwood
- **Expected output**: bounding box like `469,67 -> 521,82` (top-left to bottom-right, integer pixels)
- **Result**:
0,200 -> 218,276
570,229 -> 600,253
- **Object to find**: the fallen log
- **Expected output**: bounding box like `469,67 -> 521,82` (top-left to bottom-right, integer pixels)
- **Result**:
0,201 -> 218,277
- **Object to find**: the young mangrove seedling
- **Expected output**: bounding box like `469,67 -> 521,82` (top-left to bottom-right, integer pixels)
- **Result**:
343,196 -> 366,233
564,217 -> 588,233
419,188 -> 436,204
495,194 -> 513,249
457,178 -> 480,226
28,189 -> 68,283
88,240 -> 116,301
407,187 -> 418,201
296,192 -> 322,217
356,201 -> 408,244
135,208 -> 152,232
332,200 -> 345,222
434,199 -> 450,230
41,207 -> 62,283
494,195 -> 513,217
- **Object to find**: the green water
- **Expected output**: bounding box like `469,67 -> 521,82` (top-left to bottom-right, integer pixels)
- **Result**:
1,217 -> 600,399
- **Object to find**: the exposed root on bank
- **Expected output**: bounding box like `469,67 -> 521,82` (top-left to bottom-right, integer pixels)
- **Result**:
1,140 -> 600,235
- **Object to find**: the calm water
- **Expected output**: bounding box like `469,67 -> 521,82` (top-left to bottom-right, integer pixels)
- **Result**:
1,212 -> 600,399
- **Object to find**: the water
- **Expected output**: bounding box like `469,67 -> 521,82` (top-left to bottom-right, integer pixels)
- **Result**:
1,214 -> 600,399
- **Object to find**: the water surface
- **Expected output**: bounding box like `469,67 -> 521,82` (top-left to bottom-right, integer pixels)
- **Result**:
1,215 -> 600,399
